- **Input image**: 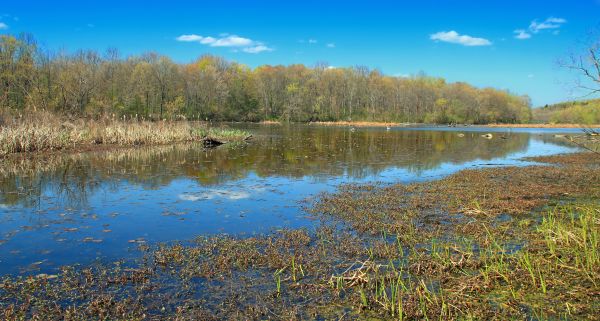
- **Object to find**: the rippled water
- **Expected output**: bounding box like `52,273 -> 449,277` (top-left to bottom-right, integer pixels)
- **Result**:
0,124 -> 582,275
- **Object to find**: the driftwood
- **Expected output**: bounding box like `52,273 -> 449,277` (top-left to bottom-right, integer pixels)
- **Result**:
202,138 -> 225,148
202,134 -> 252,148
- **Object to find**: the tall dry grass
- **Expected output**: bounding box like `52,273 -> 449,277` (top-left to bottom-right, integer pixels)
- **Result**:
0,111 -> 250,157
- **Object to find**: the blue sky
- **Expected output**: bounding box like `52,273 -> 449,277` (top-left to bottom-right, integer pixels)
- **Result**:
1,0 -> 599,106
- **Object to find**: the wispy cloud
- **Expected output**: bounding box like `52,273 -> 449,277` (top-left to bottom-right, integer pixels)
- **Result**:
529,17 -> 567,33
430,31 -> 491,46
243,45 -> 273,53
326,43 -> 335,48
0,22 -> 8,30
176,33 -> 273,53
514,29 -> 532,40
308,39 -> 318,44
515,17 -> 567,40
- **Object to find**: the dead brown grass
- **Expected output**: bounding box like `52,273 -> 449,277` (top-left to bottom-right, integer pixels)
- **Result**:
313,152 -> 600,236
0,112 -> 250,157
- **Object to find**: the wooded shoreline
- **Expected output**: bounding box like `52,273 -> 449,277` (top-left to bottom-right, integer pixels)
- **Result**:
263,120 -> 600,128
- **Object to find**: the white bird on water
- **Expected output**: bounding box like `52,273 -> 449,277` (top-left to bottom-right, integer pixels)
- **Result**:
481,133 -> 493,139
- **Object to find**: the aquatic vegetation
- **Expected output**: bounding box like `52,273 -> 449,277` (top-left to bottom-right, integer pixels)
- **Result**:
192,127 -> 252,143
0,152 -> 598,319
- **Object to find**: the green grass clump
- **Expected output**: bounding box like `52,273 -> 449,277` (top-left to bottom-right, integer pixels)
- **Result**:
191,127 -> 251,142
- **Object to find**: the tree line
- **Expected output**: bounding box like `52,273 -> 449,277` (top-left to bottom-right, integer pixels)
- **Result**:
533,99 -> 600,124
1,34 -> 532,124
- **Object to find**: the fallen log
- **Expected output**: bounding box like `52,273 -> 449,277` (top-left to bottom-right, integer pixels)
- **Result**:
202,138 -> 225,148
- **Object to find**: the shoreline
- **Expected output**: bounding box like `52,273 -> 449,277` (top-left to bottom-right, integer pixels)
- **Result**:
261,120 -> 600,128
484,123 -> 600,128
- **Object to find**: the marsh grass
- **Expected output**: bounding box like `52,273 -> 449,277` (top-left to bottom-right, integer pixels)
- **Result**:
192,127 -> 251,142
0,112 -> 251,157
0,153 -> 599,320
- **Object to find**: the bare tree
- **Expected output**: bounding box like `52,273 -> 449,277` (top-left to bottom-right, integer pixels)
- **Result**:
559,28 -> 600,96
557,27 -> 600,151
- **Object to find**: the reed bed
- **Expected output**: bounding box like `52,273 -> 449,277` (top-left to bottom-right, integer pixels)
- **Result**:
0,116 -> 250,157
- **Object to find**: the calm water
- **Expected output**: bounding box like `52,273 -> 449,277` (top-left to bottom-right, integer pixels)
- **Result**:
0,124 -> 582,275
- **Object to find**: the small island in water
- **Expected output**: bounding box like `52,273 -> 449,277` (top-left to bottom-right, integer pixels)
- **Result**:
0,2 -> 599,320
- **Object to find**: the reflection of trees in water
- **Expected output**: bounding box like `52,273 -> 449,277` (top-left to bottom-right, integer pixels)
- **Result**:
0,127 -> 530,208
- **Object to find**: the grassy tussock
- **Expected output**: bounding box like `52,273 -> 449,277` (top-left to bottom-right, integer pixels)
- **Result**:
0,113 -> 250,156
193,127 -> 251,142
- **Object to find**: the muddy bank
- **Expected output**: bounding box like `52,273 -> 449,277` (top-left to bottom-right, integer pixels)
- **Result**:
304,121 -> 600,129
485,123 -> 600,128
0,153 -> 599,320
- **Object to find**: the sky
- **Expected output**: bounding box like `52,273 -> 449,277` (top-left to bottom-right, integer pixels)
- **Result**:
1,0 -> 599,106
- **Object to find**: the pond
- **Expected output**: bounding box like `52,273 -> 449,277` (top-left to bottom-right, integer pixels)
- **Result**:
0,124 -> 582,275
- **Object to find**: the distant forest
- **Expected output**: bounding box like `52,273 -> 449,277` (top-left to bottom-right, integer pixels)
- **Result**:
1,34 -> 532,124
533,99 -> 600,124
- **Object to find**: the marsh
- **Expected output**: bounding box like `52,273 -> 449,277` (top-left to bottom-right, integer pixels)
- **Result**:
0,124 -> 581,275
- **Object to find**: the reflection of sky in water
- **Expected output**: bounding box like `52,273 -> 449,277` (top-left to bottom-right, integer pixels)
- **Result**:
179,189 -> 253,201
0,127 -> 581,275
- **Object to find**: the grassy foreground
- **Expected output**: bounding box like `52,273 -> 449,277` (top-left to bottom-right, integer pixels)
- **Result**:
0,153 -> 599,320
0,112 -> 251,157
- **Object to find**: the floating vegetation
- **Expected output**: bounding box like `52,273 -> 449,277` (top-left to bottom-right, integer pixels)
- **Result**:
0,152 -> 598,319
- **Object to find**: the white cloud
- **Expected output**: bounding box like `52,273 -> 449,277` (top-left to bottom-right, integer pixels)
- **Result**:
546,17 -> 567,24
514,29 -> 532,40
176,33 -> 272,53
242,45 -> 273,54
0,22 -> 8,30
430,31 -> 492,46
176,34 -> 218,45
176,34 -> 204,42
513,17 -> 566,40
308,39 -> 317,44
528,17 -> 567,34
326,43 -> 335,48
211,35 -> 253,47
527,74 -> 535,78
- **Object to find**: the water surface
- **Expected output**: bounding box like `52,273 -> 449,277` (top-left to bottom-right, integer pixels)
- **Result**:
0,124 -> 580,275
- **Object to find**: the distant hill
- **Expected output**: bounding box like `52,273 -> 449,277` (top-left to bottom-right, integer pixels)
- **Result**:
532,99 -> 600,124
